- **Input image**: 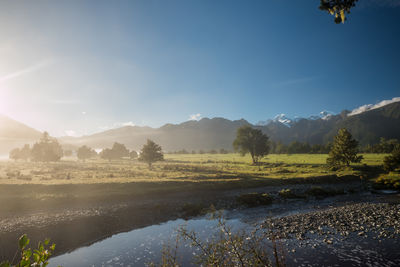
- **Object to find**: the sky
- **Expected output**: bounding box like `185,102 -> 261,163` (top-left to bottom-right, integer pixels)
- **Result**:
0,0 -> 399,137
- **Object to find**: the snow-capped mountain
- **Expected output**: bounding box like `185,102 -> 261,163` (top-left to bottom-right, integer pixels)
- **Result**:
257,111 -> 335,127
256,113 -> 293,127
348,97 -> 400,116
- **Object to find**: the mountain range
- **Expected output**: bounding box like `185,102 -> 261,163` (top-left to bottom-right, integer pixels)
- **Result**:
1,101 -> 399,154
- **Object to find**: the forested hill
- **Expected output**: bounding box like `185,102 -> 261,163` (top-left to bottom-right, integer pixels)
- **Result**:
59,102 -> 400,151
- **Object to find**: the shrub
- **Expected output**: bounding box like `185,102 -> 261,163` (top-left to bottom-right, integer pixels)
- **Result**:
150,213 -> 284,266
305,186 -> 345,198
373,173 -> 400,190
0,234 -> 56,267
236,193 -> 272,207
278,188 -> 303,199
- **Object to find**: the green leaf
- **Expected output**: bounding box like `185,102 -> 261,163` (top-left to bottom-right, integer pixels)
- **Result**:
33,253 -> 40,263
44,239 -> 50,246
23,248 -> 32,258
19,234 -> 30,249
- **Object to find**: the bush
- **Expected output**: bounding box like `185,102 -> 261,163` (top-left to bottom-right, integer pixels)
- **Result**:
278,188 -> 304,199
0,234 -> 56,267
305,186 -> 344,198
236,193 -> 272,207
373,173 -> 400,190
150,213 -> 284,266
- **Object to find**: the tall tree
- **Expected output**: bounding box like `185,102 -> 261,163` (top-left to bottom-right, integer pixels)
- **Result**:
233,125 -> 269,165
139,139 -> 164,169
327,128 -> 363,167
30,132 -> 63,162
383,145 -> 400,172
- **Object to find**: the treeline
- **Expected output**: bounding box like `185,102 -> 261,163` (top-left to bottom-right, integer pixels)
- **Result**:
167,148 -> 230,154
361,138 -> 399,153
168,138 -> 400,155
9,132 -> 139,162
9,132 -> 63,162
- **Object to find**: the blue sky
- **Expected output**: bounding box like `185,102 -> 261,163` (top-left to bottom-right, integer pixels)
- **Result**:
0,0 -> 399,136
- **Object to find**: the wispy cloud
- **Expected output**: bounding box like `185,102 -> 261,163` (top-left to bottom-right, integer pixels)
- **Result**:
349,97 -> 400,116
271,77 -> 316,87
0,60 -> 52,83
189,113 -> 202,120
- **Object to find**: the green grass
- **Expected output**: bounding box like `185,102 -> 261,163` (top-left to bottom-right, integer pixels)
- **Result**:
0,153 -> 387,215
0,153 -> 386,185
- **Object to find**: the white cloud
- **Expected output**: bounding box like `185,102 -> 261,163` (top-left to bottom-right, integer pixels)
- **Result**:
122,121 -> 135,126
82,111 -> 87,115
189,113 -> 202,121
65,130 -> 78,137
348,97 -> 400,116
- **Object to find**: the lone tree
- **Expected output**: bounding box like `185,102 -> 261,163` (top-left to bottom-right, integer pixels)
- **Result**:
30,132 -> 63,162
327,128 -> 363,168
139,139 -> 164,169
383,145 -> 400,172
233,125 -> 269,165
77,145 -> 96,161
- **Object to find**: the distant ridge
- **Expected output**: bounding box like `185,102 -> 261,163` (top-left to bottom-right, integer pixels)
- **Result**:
0,115 -> 42,155
1,101 -> 400,154
59,102 -> 400,151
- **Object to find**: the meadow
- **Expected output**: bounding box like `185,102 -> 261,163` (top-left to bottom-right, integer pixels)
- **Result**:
0,153 -> 386,212
0,153 -> 386,185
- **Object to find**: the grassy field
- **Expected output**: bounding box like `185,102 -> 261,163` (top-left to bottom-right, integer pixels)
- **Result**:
0,153 -> 387,185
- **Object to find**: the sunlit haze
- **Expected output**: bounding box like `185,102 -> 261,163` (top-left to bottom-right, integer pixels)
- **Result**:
0,0 -> 399,136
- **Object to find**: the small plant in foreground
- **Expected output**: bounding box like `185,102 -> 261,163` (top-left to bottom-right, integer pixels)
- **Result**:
0,234 -> 56,267
149,212 -> 285,267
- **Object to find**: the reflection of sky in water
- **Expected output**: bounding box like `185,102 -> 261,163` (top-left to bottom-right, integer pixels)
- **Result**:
49,202 -> 400,267
49,217 -> 249,267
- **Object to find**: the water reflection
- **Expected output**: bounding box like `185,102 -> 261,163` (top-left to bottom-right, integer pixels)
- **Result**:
49,216 -> 248,267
